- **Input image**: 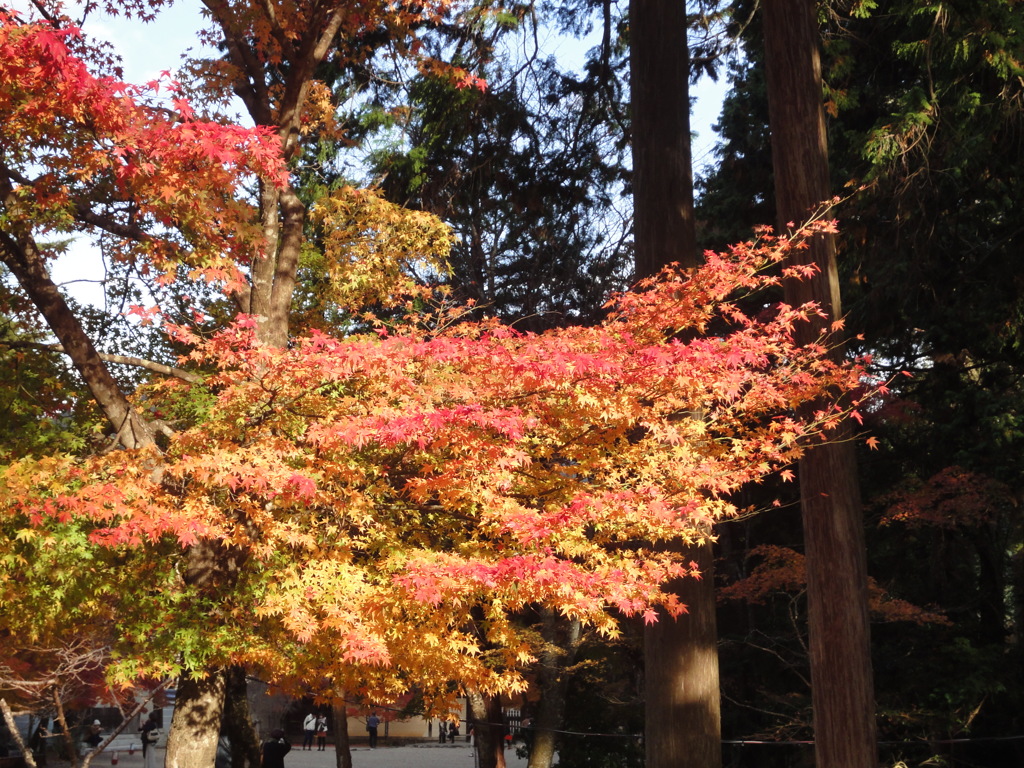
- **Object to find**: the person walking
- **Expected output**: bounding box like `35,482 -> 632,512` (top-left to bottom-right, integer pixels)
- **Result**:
315,714 -> 328,751
262,729 -> 291,768
302,712 -> 316,751
437,721 -> 447,744
366,712 -> 380,749
140,712 -> 161,768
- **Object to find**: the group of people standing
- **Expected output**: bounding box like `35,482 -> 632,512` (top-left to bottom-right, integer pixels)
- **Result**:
43,706 -> 473,768
437,719 -> 460,743
301,712 -> 330,751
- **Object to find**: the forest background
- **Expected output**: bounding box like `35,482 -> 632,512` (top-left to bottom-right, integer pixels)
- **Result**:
1,2 -> 1023,768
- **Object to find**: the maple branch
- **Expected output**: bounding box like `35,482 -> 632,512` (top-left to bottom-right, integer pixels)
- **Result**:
0,641 -> 108,697
1,158 -> 155,246
312,6 -> 350,63
0,340 -> 203,384
740,629 -> 811,690
258,0 -> 290,58
719,688 -> 803,729
202,0 -> 274,125
20,0 -> 62,28
72,202 -> 158,245
0,161 -> 37,188
0,221 -> 157,450
274,5 -> 348,161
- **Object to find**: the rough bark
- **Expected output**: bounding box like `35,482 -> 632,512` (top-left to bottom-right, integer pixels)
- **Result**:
166,541 -> 246,767
332,701 -> 352,768
630,0 -> 697,280
467,691 -> 506,768
263,187 -> 305,347
644,543 -> 721,768
164,671 -> 227,768
223,667 -> 262,768
630,4 -> 721,767
761,2 -> 878,767
247,181 -> 279,323
526,613 -> 582,768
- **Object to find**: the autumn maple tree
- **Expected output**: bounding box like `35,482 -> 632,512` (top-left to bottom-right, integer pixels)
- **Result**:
1,0 -> 474,761
0,8 -> 286,448
0,11 -> 286,763
0,6 -> 878,768
3,199 -> 873,741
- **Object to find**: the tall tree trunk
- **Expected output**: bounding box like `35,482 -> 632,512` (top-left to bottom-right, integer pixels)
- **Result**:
164,671 -> 227,768
166,541 -> 245,767
527,613 -> 582,768
631,3 -> 720,767
248,176 -> 305,349
644,543 -> 720,768
761,2 -> 878,767
164,166 -> 305,767
467,692 -> 506,768
223,666 -> 261,768
630,0 -> 697,278
332,701 -> 352,768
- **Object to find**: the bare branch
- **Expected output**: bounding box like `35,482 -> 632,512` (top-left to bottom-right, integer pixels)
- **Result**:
72,203 -> 158,245
52,690 -> 79,768
0,340 -> 203,384
0,698 -> 39,768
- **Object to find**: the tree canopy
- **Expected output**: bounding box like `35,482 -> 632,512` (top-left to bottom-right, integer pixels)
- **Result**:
14,1 -> 1024,765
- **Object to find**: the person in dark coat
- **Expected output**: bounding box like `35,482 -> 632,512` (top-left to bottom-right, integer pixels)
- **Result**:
83,720 -> 103,749
261,729 -> 291,768
366,712 -> 380,749
140,712 -> 160,758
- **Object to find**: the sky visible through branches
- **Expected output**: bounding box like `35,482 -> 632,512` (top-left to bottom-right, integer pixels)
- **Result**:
11,0 -> 729,306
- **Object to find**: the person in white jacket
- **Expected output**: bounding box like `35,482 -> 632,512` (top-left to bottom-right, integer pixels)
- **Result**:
302,713 -> 317,750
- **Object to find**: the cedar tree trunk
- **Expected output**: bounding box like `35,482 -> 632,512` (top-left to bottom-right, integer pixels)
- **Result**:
630,0 -> 697,277
631,3 -> 721,767
761,2 -> 878,767
644,542 -> 720,768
